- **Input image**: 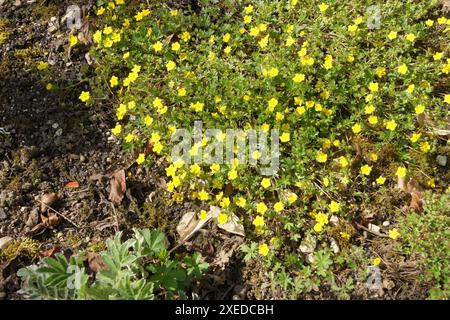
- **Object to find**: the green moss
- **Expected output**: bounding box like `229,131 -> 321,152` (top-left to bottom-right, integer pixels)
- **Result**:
0,18 -> 9,46
0,238 -> 41,262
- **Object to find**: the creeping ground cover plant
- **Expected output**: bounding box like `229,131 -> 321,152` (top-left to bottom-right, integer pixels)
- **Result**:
76,0 -> 449,297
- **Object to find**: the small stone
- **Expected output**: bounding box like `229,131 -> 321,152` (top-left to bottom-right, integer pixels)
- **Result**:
436,155 -> 447,167
52,123 -> 59,129
368,223 -> 380,233
330,215 -> 339,226
79,155 -> 86,163
382,221 -> 390,227
55,128 -> 63,136
26,208 -> 39,227
0,236 -> 13,250
0,208 -> 7,220
330,238 -> 340,254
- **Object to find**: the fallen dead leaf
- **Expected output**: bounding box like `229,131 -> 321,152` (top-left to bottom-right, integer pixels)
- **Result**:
87,252 -> 106,273
109,169 -> 126,205
65,181 -> 79,189
40,245 -> 61,258
217,212 -> 245,237
176,206 -> 244,244
41,211 -> 59,228
40,193 -> 59,212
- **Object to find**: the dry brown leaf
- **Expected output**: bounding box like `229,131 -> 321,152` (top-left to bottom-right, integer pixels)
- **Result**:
87,252 -> 106,273
40,193 -> 59,212
109,169 -> 126,205
40,245 -> 61,258
409,191 -> 424,213
217,212 -> 245,237
41,211 -> 59,227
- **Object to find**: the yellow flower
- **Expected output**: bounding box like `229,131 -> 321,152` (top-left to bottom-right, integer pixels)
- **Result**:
244,15 -> 252,24
339,156 -> 349,168
293,73 -> 305,83
177,87 -> 186,97
274,202 -> 284,212
376,67 -> 386,78
267,67 -> 279,78
258,243 -> 269,256
110,76 -> 118,88
340,232 -> 350,240
425,19 -> 434,27
198,189 -> 209,201
286,36 -> 295,46
385,120 -> 397,131
352,123 -> 362,134
125,133 -> 135,143
288,193 -> 297,204
368,115 -> 378,125
180,31 -> 191,42
261,178 -> 271,189
111,124 -> 122,136
410,133 -> 421,143
365,104 -> 375,114
329,201 -> 340,213
144,115 -> 153,126
268,98 -> 278,111
252,150 -> 261,160
249,26 -> 260,37
258,23 -> 267,32
223,46 -> 232,54
166,60 -> 176,71
136,153 -> 146,165
360,164 -> 372,176
415,104 -> 425,114
433,52 -> 443,61
316,151 -> 327,163
444,94 -> 450,104
37,61 -> 49,70
97,6 -> 105,15
253,215 -> 265,228
319,3 -> 329,12
236,196 -> 247,208
376,176 -> 386,185
46,83 -> 53,91
389,228 -> 400,240
420,141 -> 431,153
396,166 -> 407,178
323,55 -> 333,70
69,34 -> 78,47
280,132 -> 290,143
153,141 -> 163,154
244,4 -> 253,14
223,33 -> 231,43
406,84 -> 415,93
228,169 -> 237,180
406,33 -> 416,42
79,91 -> 90,103
314,223 -> 323,232
256,202 -> 268,215
373,258 -> 381,266
220,197 -> 230,208
387,31 -> 397,40
217,212 -> 228,225
397,63 -> 408,75
348,24 -> 358,33
199,210 -> 207,221
368,82 -> 379,92
171,42 -> 180,51
209,163 -> 220,174
170,9 -> 178,16
296,106 -> 306,115
152,41 -> 163,52
437,16 -> 447,24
